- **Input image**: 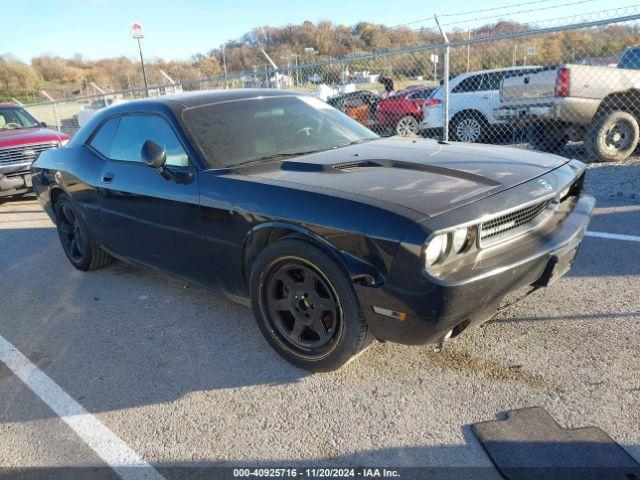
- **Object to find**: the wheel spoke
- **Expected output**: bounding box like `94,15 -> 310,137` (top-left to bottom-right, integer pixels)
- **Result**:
302,271 -> 315,292
59,223 -> 73,234
309,316 -> 330,340
316,297 -> 335,313
274,271 -> 294,291
70,238 -> 80,258
289,318 -> 305,341
62,206 -> 75,225
273,298 -> 290,311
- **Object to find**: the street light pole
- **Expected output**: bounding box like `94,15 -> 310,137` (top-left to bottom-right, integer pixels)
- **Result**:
137,37 -> 149,97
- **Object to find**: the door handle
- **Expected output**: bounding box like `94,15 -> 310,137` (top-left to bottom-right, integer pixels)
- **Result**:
101,172 -> 115,183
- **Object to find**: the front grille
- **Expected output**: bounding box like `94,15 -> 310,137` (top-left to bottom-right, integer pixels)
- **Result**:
4,169 -> 30,178
479,199 -> 552,247
0,142 -> 59,165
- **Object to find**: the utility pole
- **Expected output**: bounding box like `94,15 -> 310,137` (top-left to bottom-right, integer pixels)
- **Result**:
131,22 -> 148,97
435,15 -> 450,142
221,43 -> 228,87
466,29 -> 471,73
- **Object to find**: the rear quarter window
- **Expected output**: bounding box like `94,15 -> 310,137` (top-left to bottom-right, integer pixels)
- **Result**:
89,117 -> 120,157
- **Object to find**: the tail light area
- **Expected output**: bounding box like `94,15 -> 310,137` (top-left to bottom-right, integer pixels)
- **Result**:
422,98 -> 442,110
555,67 -> 571,97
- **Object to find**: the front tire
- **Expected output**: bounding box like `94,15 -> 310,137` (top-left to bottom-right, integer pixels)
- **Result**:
584,110 -> 639,163
249,239 -> 371,372
54,195 -> 112,271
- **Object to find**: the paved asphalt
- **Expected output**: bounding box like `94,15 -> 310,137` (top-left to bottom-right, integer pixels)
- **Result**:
0,193 -> 638,479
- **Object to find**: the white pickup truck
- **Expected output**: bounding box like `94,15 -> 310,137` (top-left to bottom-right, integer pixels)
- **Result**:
495,45 -> 640,162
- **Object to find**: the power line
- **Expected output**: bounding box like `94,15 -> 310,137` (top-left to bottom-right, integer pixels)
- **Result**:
440,0 -> 599,26
391,0 -> 569,30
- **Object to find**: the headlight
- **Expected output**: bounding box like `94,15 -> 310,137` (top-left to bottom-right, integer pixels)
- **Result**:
452,227 -> 470,253
60,138 -> 70,147
425,233 -> 449,266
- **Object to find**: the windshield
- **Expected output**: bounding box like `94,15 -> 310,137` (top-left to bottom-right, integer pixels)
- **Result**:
181,95 -> 379,168
0,107 -> 40,130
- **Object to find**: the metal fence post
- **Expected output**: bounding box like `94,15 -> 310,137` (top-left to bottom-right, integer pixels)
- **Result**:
435,16 -> 450,142
41,90 -> 61,132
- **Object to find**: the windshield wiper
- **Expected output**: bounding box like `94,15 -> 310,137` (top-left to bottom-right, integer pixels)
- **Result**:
228,150 -> 320,167
333,138 -> 377,149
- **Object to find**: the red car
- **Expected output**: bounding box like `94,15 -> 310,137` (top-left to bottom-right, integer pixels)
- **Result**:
375,86 -> 435,136
0,104 -> 69,198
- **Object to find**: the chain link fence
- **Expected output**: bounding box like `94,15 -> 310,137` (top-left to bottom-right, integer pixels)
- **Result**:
22,9 -> 640,163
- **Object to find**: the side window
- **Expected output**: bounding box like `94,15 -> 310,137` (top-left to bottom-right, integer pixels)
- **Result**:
89,117 -> 120,157
452,75 -> 482,93
408,89 -> 431,99
619,48 -> 640,69
481,72 -> 506,91
109,115 -> 189,167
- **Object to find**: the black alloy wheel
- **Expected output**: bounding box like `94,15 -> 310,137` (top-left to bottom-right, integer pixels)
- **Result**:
264,261 -> 341,356
57,203 -> 84,263
54,195 -> 111,271
250,238 -> 371,372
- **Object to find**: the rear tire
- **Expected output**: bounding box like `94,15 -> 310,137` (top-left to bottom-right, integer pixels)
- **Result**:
249,239 -> 371,372
450,112 -> 488,143
395,115 -> 419,137
527,123 -> 568,153
584,110 -> 639,163
54,195 -> 112,271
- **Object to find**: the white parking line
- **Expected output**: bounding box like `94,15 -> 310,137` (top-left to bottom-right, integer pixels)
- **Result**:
0,334 -> 165,480
586,230 -> 640,242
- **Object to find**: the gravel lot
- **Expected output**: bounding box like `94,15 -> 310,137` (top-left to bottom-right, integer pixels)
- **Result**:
0,158 -> 639,479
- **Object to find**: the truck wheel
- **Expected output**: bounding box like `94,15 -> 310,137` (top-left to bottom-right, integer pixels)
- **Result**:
584,111 -> 639,163
527,124 -> 568,153
250,239 -> 371,372
54,195 -> 112,271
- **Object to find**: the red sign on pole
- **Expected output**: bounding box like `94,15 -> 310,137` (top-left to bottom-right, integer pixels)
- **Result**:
131,22 -> 144,39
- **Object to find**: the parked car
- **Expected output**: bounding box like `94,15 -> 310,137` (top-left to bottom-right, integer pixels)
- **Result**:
32,89 -> 594,371
375,86 -> 435,136
77,98 -> 122,127
326,90 -> 381,132
0,104 -> 69,199
495,45 -> 640,162
420,67 -> 541,143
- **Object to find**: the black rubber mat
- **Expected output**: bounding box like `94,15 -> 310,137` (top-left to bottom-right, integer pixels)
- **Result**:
471,407 -> 640,480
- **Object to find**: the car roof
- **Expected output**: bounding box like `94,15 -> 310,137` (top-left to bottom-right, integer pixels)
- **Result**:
0,103 -> 21,108
453,66 -> 542,80
118,89 -> 301,113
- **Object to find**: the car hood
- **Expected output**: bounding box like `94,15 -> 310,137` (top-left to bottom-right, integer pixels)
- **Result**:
0,127 -> 64,148
237,137 -> 568,218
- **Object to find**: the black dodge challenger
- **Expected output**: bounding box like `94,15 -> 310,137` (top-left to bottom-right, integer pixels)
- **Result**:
32,89 -> 594,371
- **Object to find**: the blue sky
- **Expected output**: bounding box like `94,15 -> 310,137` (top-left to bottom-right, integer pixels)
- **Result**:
2,0 -> 634,61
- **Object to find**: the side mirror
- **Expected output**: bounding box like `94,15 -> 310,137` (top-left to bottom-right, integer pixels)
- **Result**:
40,121 -> 47,128
140,139 -> 174,181
141,139 -> 166,168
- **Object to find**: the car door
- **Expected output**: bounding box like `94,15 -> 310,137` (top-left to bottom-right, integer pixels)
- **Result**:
91,113 -> 204,279
450,74 -> 484,117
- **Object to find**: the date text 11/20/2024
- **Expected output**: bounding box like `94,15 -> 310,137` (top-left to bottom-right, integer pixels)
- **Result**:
232,468 -> 401,477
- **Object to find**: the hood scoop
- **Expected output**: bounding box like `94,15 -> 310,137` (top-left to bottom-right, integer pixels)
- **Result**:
333,160 -> 382,172
280,160 -> 383,173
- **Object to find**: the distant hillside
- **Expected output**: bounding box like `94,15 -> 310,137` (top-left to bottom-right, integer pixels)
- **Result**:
1,19 -> 638,102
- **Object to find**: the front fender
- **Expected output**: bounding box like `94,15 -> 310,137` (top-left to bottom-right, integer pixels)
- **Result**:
241,221 -> 386,289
